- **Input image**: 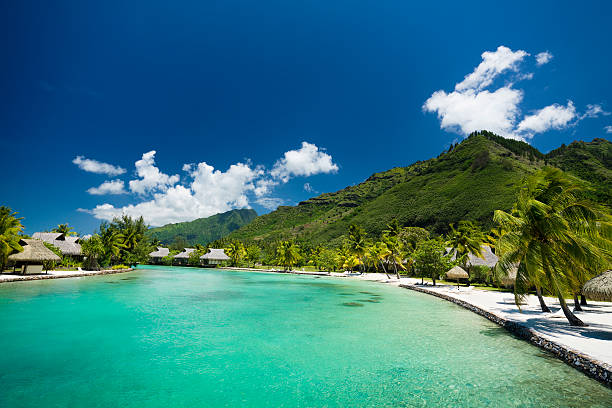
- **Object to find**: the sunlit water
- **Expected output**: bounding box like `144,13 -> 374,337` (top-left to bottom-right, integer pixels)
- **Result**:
0,266 -> 610,407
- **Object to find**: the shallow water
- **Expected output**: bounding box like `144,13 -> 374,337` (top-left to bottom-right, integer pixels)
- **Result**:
0,266 -> 610,407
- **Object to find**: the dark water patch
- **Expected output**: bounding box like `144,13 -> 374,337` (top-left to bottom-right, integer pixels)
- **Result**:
120,277 -> 138,281
358,299 -> 380,303
338,293 -> 354,296
480,327 -> 507,337
359,291 -> 374,295
189,290 -> 243,302
341,302 -> 364,307
105,281 -> 119,284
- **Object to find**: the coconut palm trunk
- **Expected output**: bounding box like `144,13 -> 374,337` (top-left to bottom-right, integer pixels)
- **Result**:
559,295 -> 586,326
580,295 -> 588,306
573,294 -> 583,311
379,260 -> 390,279
535,286 -> 551,313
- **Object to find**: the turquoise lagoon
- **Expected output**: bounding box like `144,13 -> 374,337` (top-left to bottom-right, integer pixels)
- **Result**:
0,266 -> 610,407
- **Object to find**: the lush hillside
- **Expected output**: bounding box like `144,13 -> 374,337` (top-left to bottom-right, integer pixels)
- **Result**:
227,132 -> 611,246
147,208 -> 257,246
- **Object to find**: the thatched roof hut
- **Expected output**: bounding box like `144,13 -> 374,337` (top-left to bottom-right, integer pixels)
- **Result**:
8,239 -> 61,263
174,248 -> 195,259
32,232 -> 82,256
200,248 -> 230,261
149,247 -> 170,258
500,265 -> 518,287
582,270 -> 612,302
446,265 -> 469,279
447,245 -> 498,268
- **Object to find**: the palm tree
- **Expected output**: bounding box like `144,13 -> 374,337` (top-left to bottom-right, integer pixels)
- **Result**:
99,223 -> 125,266
446,221 -> 485,269
368,241 -> 391,279
53,223 -> 76,236
81,234 -> 104,270
225,241 -> 246,267
0,207 -> 24,271
382,220 -> 407,279
275,241 -> 301,271
494,167 -> 611,326
346,224 -> 368,272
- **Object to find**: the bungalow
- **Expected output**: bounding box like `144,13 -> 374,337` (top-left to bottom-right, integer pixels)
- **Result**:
200,248 -> 230,266
173,248 -> 195,265
447,245 -> 498,268
32,232 -> 83,259
148,247 -> 170,264
8,239 -> 61,274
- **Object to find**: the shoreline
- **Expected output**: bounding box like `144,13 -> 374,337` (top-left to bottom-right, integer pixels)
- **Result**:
0,268 -> 134,283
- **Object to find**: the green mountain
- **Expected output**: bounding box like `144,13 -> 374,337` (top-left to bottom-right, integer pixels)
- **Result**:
228,132 -> 611,246
148,208 -> 258,246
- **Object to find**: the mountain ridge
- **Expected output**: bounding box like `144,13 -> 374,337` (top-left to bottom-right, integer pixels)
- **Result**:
226,132 -> 611,246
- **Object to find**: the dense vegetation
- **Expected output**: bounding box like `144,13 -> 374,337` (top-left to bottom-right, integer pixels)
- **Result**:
227,133 -> 611,246
147,208 -> 257,246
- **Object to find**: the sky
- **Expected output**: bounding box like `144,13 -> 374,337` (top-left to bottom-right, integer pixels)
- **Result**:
1,0 -> 611,235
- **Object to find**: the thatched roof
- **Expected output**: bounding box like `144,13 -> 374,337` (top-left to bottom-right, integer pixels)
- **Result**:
200,248 -> 230,261
149,247 -> 170,258
446,265 -> 469,279
447,245 -> 498,268
174,248 -> 195,259
582,270 -> 612,302
8,239 -> 61,262
500,265 -> 518,287
32,232 -> 82,256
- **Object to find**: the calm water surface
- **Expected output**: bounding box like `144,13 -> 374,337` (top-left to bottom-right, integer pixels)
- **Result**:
0,266 -> 610,407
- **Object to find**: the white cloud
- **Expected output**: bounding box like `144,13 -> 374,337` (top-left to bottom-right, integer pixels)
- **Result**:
517,101 -> 577,135
424,87 -> 523,139
85,142 -> 338,226
73,156 -> 125,176
582,104 -> 610,119
535,51 -> 553,66
128,151 -> 180,195
86,180 -> 126,195
605,126 -> 612,134
304,183 -> 314,192
271,142 -> 338,182
424,46 -> 603,141
91,161 -> 261,226
455,46 -> 529,91
256,197 -> 285,210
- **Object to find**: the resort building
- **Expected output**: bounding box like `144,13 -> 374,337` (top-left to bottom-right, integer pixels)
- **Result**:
148,247 -> 170,264
32,232 -> 83,259
7,239 -> 61,274
200,248 -> 230,266
173,248 -> 195,265
447,245 -> 498,268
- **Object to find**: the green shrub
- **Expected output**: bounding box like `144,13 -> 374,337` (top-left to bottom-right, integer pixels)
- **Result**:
110,264 -> 130,270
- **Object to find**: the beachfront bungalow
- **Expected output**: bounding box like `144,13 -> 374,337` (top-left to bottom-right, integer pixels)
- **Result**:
200,248 -> 230,266
148,247 -> 170,264
32,232 -> 83,259
173,248 -> 195,265
7,239 -> 61,274
447,245 -> 498,268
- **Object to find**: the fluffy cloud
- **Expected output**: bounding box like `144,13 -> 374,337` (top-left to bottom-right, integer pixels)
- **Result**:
73,156 -> 125,176
517,101 -> 576,135
85,142 -> 337,226
424,87 -> 523,139
455,46 -> 528,91
91,161 -> 261,226
424,46 -> 602,141
535,51 -> 553,66
304,183 -> 314,192
86,180 -> 126,195
605,126 -> 612,134
128,151 -> 180,195
271,142 -> 338,182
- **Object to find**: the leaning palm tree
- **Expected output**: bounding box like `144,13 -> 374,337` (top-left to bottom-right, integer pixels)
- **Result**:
225,241 -> 246,267
0,207 -> 24,271
368,241 -> 392,279
382,233 -> 406,279
494,167 -> 611,326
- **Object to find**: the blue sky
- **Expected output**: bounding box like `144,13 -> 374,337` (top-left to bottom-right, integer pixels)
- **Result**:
2,0 -> 611,235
